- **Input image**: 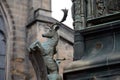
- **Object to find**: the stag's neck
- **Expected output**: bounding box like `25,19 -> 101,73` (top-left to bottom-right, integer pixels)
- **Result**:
43,33 -> 59,47
49,33 -> 59,45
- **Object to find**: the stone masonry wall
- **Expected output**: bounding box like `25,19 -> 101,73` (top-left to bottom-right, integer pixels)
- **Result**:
2,0 -> 73,80
5,0 -> 29,80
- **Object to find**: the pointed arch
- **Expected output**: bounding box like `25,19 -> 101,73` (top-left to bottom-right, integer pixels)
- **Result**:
0,1 -> 15,80
0,12 -> 6,80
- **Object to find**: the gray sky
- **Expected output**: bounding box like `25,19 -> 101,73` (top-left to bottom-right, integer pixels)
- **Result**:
52,0 -> 73,29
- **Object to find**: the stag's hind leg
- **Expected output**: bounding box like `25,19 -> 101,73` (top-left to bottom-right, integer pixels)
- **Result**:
44,56 -> 62,80
44,56 -> 58,74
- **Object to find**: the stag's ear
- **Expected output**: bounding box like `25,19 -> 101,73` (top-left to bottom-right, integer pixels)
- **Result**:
55,26 -> 59,31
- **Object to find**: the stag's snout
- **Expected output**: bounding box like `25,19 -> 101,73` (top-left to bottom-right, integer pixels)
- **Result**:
42,32 -> 53,38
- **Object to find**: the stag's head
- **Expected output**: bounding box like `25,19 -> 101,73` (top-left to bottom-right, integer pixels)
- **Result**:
42,24 -> 59,38
42,8 -> 68,38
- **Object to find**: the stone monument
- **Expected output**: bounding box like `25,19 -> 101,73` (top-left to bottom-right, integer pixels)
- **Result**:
28,9 -> 68,80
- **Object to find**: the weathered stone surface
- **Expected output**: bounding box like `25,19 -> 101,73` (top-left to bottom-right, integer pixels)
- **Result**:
27,14 -> 74,78
0,0 -> 73,80
67,0 -> 120,80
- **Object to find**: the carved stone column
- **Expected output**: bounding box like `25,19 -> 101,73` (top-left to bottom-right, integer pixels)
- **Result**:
73,0 -> 81,30
72,0 -> 86,60
72,0 -> 86,30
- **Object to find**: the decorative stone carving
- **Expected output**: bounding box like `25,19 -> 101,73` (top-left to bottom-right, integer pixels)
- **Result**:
28,9 -> 68,80
71,0 -> 81,30
107,0 -> 120,13
96,0 -> 120,17
28,23 -> 61,80
96,0 -> 105,16
71,0 -> 86,30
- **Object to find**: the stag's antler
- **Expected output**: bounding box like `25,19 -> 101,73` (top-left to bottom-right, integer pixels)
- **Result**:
60,8 -> 68,22
50,8 -> 68,29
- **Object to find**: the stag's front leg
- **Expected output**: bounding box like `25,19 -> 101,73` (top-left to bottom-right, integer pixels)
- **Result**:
28,40 -> 41,52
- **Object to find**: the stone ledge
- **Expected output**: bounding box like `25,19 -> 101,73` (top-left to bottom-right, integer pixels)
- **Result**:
64,54 -> 120,73
26,15 -> 74,44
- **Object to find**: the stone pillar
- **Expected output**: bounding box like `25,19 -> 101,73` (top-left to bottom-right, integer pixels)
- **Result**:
74,31 -> 84,60
72,0 -> 86,60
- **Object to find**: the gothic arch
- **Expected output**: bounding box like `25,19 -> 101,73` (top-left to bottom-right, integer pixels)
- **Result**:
0,1 -> 15,80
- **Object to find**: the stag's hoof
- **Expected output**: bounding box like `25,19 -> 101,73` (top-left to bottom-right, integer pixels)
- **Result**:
28,45 -> 36,52
28,40 -> 40,52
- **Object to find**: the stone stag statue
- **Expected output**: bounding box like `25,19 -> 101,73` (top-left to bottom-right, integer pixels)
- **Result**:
28,9 -> 68,80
